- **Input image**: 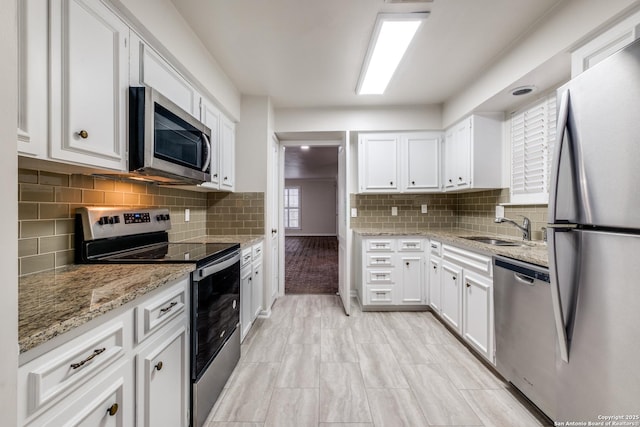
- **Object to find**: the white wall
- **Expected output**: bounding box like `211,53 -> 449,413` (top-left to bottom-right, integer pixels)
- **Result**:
275,105 -> 443,132
285,179 -> 337,236
443,0 -> 640,127
0,1 -> 19,425
236,95 -> 271,192
111,0 -> 242,120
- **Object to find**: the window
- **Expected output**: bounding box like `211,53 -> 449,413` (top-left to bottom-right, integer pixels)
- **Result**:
510,92 -> 557,204
284,187 -> 300,229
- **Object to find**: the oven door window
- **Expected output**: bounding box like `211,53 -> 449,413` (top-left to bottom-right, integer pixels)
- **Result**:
154,103 -> 203,170
193,261 -> 240,380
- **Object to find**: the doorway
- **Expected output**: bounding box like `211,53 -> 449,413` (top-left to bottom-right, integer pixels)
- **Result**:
283,145 -> 339,294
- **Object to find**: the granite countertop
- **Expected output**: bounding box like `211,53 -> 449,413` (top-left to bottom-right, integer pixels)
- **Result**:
352,228 -> 549,267
18,263 -> 194,354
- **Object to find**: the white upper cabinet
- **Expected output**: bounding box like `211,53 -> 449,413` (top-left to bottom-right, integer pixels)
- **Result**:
571,9 -> 640,77
49,0 -> 129,171
130,34 -> 200,118
443,114 -> 503,192
358,133 -> 400,193
200,98 -> 221,188
220,115 -> 236,192
358,132 -> 441,194
402,133 -> 441,192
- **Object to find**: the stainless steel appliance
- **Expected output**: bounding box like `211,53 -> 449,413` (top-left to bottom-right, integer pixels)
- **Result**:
494,257 -> 556,420
75,207 -> 240,427
548,38 -> 640,422
128,86 -> 212,184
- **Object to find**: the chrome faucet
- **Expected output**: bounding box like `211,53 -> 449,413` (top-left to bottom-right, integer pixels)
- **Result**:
495,216 -> 531,241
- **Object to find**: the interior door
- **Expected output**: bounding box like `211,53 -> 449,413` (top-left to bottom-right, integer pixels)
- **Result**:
338,135 -> 351,315
269,136 -> 282,303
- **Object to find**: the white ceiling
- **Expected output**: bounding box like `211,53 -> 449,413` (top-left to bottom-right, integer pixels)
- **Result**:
171,0 -> 565,110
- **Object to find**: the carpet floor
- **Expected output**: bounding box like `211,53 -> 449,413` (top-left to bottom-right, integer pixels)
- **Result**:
285,236 -> 338,294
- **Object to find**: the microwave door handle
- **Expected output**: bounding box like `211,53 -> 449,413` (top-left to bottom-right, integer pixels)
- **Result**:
202,133 -> 211,172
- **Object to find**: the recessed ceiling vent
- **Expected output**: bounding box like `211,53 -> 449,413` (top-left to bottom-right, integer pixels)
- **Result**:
511,85 -> 536,96
384,0 -> 433,3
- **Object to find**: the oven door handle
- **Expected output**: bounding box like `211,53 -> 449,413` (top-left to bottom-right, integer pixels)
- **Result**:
195,251 -> 240,279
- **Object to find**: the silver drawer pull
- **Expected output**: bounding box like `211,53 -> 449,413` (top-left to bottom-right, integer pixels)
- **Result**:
160,301 -> 178,314
70,348 -> 105,369
375,274 -> 386,279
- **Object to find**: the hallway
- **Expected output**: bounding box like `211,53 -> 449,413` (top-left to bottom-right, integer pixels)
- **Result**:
204,294 -> 550,427
285,236 -> 338,294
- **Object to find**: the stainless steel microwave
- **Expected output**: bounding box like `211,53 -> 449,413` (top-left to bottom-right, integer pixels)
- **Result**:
129,86 -> 211,184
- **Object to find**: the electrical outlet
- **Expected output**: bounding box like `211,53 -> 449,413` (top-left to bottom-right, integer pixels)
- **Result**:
391,207 -> 398,216
421,204 -> 428,214
351,208 -> 358,218
185,208 -> 190,222
495,205 -> 504,219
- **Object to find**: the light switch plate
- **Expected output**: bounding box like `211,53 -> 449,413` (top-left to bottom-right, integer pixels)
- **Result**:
391,207 -> 398,216
185,208 -> 190,222
351,208 -> 358,218
495,205 -> 504,219
421,204 -> 428,213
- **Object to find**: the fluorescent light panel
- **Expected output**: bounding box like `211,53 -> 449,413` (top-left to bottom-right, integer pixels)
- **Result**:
357,13 -> 429,95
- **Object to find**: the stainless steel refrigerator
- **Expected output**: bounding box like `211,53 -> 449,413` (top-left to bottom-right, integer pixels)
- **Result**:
548,37 -> 640,422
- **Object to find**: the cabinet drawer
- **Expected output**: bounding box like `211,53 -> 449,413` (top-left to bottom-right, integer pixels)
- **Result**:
252,242 -> 263,260
366,269 -> 394,284
399,239 -> 422,251
241,247 -> 252,268
23,318 -> 128,418
366,254 -> 393,267
429,240 -> 442,257
365,239 -> 394,252
442,244 -> 492,276
136,279 -> 187,344
366,286 -> 395,305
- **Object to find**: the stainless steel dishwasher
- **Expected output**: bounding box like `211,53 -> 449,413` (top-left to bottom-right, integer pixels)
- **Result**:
493,256 -> 557,421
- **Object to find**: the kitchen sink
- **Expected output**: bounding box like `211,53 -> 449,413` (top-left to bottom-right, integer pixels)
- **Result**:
463,236 -> 526,246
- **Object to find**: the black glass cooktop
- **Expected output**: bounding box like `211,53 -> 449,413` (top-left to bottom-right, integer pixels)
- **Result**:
99,242 -> 239,266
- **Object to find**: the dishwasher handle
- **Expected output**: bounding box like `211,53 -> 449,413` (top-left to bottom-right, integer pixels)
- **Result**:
514,273 -> 535,285
494,256 -> 550,283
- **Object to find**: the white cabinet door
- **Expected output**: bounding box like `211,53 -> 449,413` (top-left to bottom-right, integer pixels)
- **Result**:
428,256 -> 441,313
240,265 -> 252,342
441,261 -> 462,333
49,0 -> 128,171
462,271 -> 493,362
358,134 -> 399,192
403,134 -> 440,192
252,261 -> 263,320
220,116 -> 236,192
453,119 -> 472,189
443,129 -> 456,189
137,323 -> 189,427
399,255 -> 423,304
130,35 -> 199,118
201,99 -> 221,187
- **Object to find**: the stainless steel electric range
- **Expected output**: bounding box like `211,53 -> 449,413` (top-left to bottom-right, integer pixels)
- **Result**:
75,207 -> 240,427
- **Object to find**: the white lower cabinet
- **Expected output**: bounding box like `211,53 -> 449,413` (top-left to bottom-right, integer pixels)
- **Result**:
428,256 -> 442,312
399,254 -> 423,304
440,260 -> 463,333
18,276 -> 190,427
462,270 -> 493,361
240,241 -> 264,342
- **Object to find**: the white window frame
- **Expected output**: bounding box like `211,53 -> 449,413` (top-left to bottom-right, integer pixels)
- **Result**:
284,186 -> 301,229
509,91 -> 557,205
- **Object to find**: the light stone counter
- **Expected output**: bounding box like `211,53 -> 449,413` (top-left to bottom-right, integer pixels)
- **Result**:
18,263 -> 194,353
352,228 -> 549,267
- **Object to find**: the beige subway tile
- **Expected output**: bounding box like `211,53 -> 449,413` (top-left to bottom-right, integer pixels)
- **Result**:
21,220 -> 55,238
55,219 -> 74,235
20,253 -> 55,275
139,194 -> 154,206
18,238 -> 38,257
40,235 -> 69,253
55,187 -> 82,203
82,190 -> 104,204
55,250 -> 75,268
39,171 -> 69,187
40,203 -> 70,219
20,184 -> 54,202
94,178 -> 115,191
114,181 -> 132,193
70,174 -> 94,189
19,203 -> 38,220
130,182 -> 148,194
104,192 -> 124,205
18,169 -> 39,184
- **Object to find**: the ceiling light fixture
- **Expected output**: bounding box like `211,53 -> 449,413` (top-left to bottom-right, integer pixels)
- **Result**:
356,12 -> 429,95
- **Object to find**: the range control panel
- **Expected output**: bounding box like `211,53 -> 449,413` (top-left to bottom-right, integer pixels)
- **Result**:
77,207 -> 172,241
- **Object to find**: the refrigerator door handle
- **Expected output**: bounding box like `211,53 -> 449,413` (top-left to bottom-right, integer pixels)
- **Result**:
548,229 -> 570,363
548,89 -> 570,223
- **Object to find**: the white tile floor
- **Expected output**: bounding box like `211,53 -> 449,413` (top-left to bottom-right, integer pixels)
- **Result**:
204,294 -> 551,427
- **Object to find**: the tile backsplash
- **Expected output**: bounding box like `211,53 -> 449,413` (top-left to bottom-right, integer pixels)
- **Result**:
351,189 -> 548,241
18,168 -> 266,276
